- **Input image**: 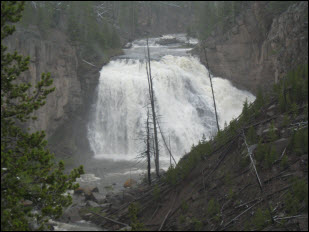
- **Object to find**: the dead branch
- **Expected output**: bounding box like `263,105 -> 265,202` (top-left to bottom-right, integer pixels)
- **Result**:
242,130 -> 274,224
158,194 -> 177,231
87,210 -> 129,227
223,199 -> 263,228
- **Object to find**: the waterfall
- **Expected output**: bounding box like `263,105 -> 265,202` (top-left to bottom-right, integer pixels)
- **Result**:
87,35 -> 255,163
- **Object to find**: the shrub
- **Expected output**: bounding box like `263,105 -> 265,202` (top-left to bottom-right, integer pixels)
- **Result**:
280,155 -> 289,169
251,208 -> 271,230
192,217 -> 203,231
247,126 -> 257,145
268,121 -> 278,142
255,141 -> 269,163
128,203 -> 145,231
181,200 -> 189,213
153,184 -> 161,202
265,147 -> 277,168
207,198 -> 220,217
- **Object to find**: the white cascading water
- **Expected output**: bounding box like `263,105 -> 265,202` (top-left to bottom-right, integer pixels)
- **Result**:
87,34 -> 255,163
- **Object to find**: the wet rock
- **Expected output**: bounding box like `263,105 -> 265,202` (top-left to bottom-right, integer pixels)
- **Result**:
86,200 -> 100,208
75,185 -> 99,200
155,38 -> 180,45
60,205 -> 82,223
109,195 -> 122,208
100,203 -> 112,210
122,192 -> 135,203
72,194 -> 86,206
91,192 -> 106,204
123,42 -> 132,49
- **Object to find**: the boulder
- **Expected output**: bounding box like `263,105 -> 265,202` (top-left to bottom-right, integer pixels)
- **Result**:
123,42 -> 132,49
74,185 -> 99,199
60,205 -> 82,223
100,203 -> 112,210
155,38 -> 180,45
262,127 -> 279,142
270,138 -> 289,154
109,195 -> 122,208
91,192 -> 106,204
122,192 -> 135,203
86,200 -> 100,208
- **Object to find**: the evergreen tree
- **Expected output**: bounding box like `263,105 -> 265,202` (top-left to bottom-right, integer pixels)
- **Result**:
1,2 -> 83,230
242,98 -> 250,122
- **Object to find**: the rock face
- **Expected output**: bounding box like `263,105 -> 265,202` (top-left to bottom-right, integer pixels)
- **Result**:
5,26 -> 82,138
4,25 -> 106,162
194,1 -> 308,94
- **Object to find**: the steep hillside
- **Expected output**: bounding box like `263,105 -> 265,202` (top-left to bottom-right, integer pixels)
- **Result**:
193,1 -> 308,94
77,64 -> 308,231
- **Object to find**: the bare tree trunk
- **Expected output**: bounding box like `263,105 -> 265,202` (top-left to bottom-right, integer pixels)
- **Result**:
203,45 -> 220,132
242,130 -> 275,224
146,109 -> 151,185
146,37 -> 160,178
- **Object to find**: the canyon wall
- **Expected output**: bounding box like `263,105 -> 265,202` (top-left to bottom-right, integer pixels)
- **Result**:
194,1 -> 308,94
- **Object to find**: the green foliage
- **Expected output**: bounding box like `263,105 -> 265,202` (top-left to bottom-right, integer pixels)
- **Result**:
274,64 -> 308,114
285,177 -> 308,214
153,184 -> 161,202
251,208 -> 271,230
284,192 -> 300,215
164,165 -> 178,186
181,200 -> 189,213
255,141 -> 277,168
239,155 -> 250,168
192,217 -> 203,231
265,147 -> 277,168
280,155 -> 289,169
242,98 -> 250,122
179,214 -> 185,224
254,86 -> 265,111
207,198 -> 220,217
268,121 -> 278,142
289,128 -> 308,156
1,2 -> 84,230
247,126 -> 257,145
255,140 -> 269,163
164,140 -> 213,186
227,188 -> 235,200
196,1 -> 245,40
282,113 -> 290,127
19,2 -> 122,60
128,203 -> 145,231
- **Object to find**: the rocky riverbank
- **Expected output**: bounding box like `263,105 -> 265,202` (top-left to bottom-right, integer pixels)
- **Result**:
56,172 -> 165,231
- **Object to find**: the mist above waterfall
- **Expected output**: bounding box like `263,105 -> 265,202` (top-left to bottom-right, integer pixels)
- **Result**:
87,35 -> 255,163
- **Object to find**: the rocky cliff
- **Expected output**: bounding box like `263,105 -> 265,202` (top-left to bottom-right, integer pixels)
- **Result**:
5,24 -> 107,164
194,1 -> 308,94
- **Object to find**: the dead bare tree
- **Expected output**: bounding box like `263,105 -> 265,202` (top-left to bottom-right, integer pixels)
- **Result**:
202,44 -> 220,133
146,36 -> 160,178
146,108 -> 151,185
242,130 -> 275,224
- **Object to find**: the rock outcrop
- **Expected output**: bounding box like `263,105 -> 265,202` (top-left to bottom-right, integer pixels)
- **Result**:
194,1 -> 308,94
5,26 -> 83,138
